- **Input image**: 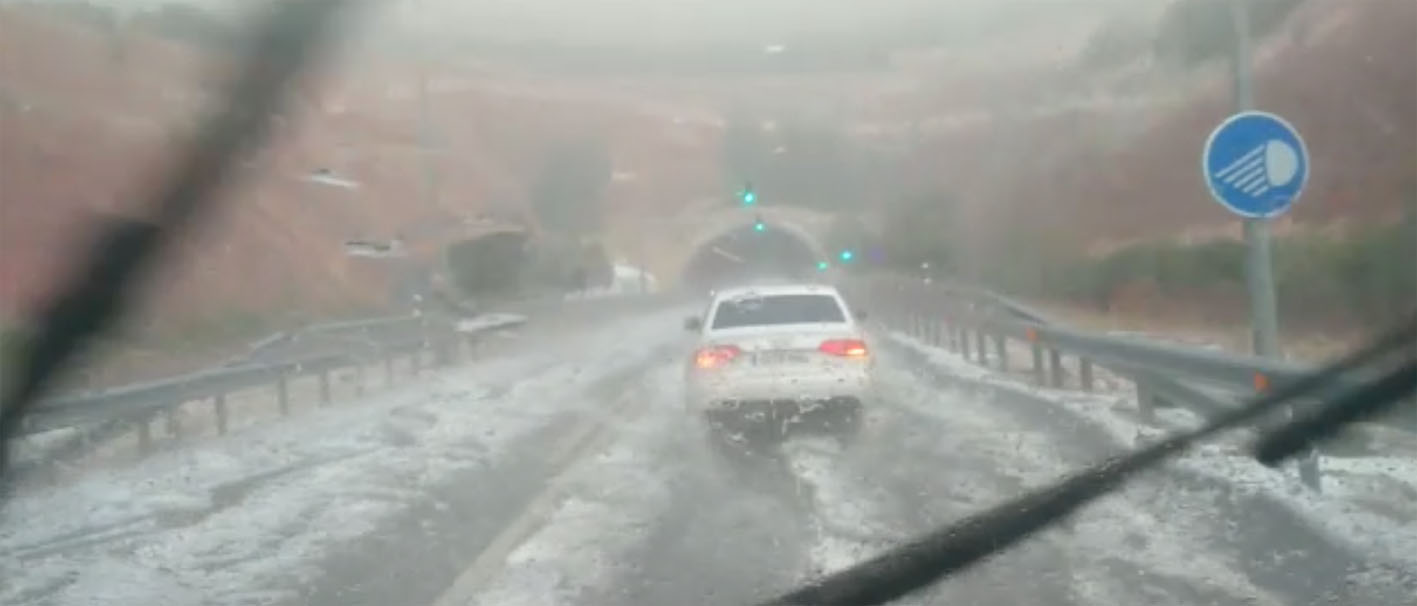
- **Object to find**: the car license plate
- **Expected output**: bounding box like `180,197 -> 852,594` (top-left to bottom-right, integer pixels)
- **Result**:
755,352 -> 808,366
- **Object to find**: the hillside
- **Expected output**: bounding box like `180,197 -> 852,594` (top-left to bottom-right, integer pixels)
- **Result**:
901,0 -> 1415,256
3,0 -> 1410,337
0,6 -> 718,334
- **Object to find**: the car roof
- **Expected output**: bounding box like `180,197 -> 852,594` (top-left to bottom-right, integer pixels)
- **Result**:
712,283 -> 842,301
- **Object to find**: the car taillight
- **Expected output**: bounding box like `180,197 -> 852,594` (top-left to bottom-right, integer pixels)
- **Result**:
694,345 -> 741,369
819,339 -> 869,358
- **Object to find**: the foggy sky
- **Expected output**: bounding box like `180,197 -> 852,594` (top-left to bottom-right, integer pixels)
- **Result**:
392,0 -> 1137,48
50,0 -> 1146,50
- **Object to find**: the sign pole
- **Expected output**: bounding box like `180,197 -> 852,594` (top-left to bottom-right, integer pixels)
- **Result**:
1227,0 -> 1318,489
1231,0 -> 1280,358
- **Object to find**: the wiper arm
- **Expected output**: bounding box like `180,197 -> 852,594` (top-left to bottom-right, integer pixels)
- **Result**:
1255,344 -> 1416,464
761,318 -> 1416,606
0,0 -> 358,482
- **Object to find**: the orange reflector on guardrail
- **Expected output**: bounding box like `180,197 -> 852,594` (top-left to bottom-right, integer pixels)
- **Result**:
1025,327 -> 1039,342
1253,373 -> 1270,391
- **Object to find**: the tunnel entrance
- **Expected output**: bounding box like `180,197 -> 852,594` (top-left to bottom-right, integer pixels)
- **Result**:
681,222 -> 823,291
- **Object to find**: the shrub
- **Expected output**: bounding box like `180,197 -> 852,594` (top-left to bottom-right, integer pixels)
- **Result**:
1035,219 -> 1415,328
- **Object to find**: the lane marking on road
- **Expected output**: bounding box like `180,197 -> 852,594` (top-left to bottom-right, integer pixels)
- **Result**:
429,381 -> 652,606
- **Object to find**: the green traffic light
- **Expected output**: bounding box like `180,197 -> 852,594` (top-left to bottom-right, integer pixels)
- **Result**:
839,250 -> 854,262
753,222 -> 766,232
743,191 -> 756,205
816,261 -> 830,271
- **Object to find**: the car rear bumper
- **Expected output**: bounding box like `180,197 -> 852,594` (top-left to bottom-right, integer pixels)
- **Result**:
701,396 -> 862,433
686,365 -> 873,412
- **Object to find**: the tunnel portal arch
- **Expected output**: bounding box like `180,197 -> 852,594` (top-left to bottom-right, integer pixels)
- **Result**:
674,206 -> 833,285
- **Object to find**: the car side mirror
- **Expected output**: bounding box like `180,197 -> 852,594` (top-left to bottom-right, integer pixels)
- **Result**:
854,309 -> 868,321
683,316 -> 703,331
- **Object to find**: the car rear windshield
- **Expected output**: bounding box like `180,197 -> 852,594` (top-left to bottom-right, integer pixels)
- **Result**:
710,294 -> 846,329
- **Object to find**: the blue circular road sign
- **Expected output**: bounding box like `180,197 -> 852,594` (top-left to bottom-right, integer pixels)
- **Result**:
1202,111 -> 1309,218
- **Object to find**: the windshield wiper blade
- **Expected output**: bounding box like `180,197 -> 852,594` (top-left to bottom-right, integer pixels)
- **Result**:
1255,356 -> 1416,465
760,317 -> 1416,606
0,0 -> 356,482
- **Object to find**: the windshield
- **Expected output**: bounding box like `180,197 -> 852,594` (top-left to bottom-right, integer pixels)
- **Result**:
1,1 -> 1414,606
711,294 -> 847,329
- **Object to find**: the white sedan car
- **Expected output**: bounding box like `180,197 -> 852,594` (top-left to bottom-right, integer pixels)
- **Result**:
683,283 -> 874,438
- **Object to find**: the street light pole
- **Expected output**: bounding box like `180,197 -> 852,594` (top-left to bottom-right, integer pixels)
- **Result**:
417,55 -> 440,210
409,24 -> 444,312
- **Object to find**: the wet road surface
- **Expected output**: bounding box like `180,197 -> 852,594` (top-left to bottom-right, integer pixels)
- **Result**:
4,310 -> 1412,606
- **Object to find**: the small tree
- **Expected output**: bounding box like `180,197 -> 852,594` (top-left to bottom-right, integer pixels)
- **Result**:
529,138 -> 612,236
878,191 -> 961,276
444,232 -> 528,298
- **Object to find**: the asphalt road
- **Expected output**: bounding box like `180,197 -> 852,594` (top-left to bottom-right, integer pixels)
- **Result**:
290,336 -> 1413,606
3,308 -> 1412,606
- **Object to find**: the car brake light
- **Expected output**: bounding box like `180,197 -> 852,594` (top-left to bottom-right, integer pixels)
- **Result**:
694,345 -> 741,369
820,339 -> 869,358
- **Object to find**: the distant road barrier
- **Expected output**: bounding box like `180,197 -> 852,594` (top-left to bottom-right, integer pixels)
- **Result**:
9,312 -> 524,476
8,291 -> 685,476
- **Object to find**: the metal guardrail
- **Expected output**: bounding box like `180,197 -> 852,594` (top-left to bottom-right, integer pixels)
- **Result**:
866,276 -> 1319,396
9,313 -> 525,474
8,293 -> 672,471
19,320 -> 449,439
857,275 -> 1413,490
215,314 -> 427,368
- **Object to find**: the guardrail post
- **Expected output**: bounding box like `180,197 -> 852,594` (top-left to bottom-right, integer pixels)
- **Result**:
214,394 -> 229,435
1048,349 -> 1064,388
354,363 -> 366,396
975,330 -> 988,364
384,356 -> 394,386
318,371 -> 331,406
1031,343 -> 1045,385
1136,383 -> 1156,422
135,420 -> 152,454
960,327 -> 972,359
433,336 -> 452,367
1299,451 -> 1322,492
164,406 -> 182,440
277,374 -> 290,416
1079,359 -> 1094,392
993,335 -> 1008,371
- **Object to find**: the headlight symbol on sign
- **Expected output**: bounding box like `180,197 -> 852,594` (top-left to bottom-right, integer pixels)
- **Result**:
1202,111 -> 1309,219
